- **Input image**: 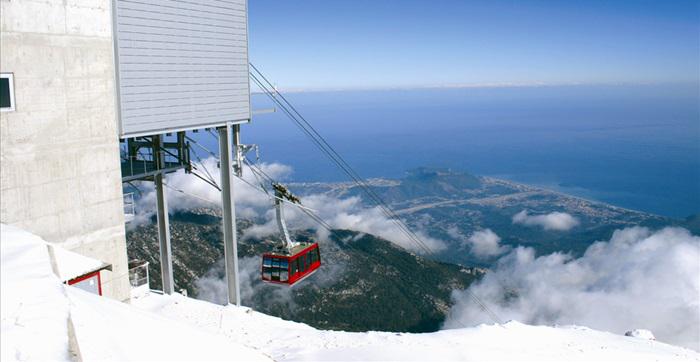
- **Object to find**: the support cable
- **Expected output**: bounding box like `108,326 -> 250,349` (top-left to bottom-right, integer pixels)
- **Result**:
249,70 -> 434,255
239,160 -> 334,232
207,128 -> 220,144
186,135 -> 218,159
249,63 -> 505,326
162,182 -> 219,205
187,141 -> 219,188
190,171 -> 222,192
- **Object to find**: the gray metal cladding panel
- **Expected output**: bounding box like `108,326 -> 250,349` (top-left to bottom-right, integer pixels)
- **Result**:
113,0 -> 250,137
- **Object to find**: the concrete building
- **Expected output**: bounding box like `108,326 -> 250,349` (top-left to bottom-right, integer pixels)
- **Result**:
0,0 -> 131,301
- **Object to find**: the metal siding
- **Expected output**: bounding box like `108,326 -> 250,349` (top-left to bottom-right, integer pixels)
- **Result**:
114,0 -> 250,137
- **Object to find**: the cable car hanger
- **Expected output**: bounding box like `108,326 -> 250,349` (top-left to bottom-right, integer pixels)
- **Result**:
249,63 -> 505,325
226,151 -> 324,286
260,181 -> 322,286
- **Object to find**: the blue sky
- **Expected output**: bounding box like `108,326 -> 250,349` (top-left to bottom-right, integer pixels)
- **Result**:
248,0 -> 700,90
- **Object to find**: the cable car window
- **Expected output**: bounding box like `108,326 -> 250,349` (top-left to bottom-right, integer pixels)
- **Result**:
280,270 -> 288,282
272,258 -> 280,268
263,270 -> 271,280
291,259 -> 298,275
280,259 -> 289,270
300,256 -> 306,273
263,257 -> 272,267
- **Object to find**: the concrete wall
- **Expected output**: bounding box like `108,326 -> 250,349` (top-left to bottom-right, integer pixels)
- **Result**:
0,0 -> 130,301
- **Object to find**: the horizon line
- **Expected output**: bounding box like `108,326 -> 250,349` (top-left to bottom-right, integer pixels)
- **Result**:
250,80 -> 698,94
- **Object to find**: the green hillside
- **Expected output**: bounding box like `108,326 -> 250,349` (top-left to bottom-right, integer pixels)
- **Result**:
126,211 -> 482,333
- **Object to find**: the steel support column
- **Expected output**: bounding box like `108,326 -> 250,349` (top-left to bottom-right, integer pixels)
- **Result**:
154,134 -> 175,295
218,124 -> 241,306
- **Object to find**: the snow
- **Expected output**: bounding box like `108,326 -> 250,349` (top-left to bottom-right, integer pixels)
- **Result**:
134,294 -> 700,362
0,224 -> 270,362
1,224 -> 72,362
2,223 -> 699,362
67,288 -> 270,361
626,329 -> 656,341
50,243 -> 109,282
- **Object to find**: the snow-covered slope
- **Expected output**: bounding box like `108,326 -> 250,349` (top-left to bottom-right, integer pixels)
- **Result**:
1,224 -> 72,361
2,224 -> 699,361
0,224 -> 270,362
135,294 -> 699,362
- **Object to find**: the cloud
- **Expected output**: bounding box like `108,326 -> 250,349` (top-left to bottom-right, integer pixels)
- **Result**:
195,246 -> 348,309
512,210 -> 579,231
466,229 -> 509,258
128,158 -> 446,253
447,227 -> 509,259
127,159 -> 292,230
240,192 -> 446,253
195,256 -> 296,309
444,227 -> 700,351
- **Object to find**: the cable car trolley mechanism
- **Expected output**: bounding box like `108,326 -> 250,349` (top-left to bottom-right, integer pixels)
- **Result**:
261,183 -> 321,286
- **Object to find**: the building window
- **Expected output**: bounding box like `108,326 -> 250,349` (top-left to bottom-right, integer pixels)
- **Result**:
0,73 -> 15,112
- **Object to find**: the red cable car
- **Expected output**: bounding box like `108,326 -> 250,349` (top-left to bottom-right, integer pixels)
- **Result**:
261,183 -> 321,286
262,243 -> 321,285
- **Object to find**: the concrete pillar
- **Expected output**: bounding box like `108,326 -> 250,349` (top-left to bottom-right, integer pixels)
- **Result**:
218,124 -> 241,306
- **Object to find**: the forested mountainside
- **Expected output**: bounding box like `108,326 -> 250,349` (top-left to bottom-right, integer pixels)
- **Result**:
127,210 -> 482,332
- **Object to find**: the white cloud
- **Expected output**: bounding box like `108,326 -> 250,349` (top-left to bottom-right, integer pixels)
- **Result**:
512,210 -> 579,231
240,192 -> 446,253
196,250 -> 347,308
447,227 -> 509,259
128,159 -> 291,229
466,229 -> 509,258
444,227 -> 700,351
195,256 -> 296,309
129,158 -> 446,253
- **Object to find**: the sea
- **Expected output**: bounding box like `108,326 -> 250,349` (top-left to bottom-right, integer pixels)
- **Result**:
193,84 -> 699,218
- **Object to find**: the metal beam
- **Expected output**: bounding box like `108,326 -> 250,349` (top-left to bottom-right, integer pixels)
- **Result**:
154,135 -> 175,295
218,124 -> 241,306
232,124 -> 243,177
252,108 -> 276,115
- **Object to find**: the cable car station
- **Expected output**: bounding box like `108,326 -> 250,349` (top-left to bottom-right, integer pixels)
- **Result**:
109,0 -> 323,301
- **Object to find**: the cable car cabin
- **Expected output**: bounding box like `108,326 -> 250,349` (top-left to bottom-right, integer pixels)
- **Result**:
262,242 -> 321,286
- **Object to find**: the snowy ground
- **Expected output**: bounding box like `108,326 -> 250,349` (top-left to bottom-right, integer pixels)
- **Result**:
135,294 -> 699,362
2,223 -> 699,361
1,225 -> 72,361
1,224 -> 269,362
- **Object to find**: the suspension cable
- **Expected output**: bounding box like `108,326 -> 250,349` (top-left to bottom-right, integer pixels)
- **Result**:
248,71 -> 430,252
163,182 -> 219,205
186,139 -> 219,188
249,63 -> 504,326
240,159 -> 334,232
206,128 -> 220,144
249,69 -> 434,255
186,135 -> 218,159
